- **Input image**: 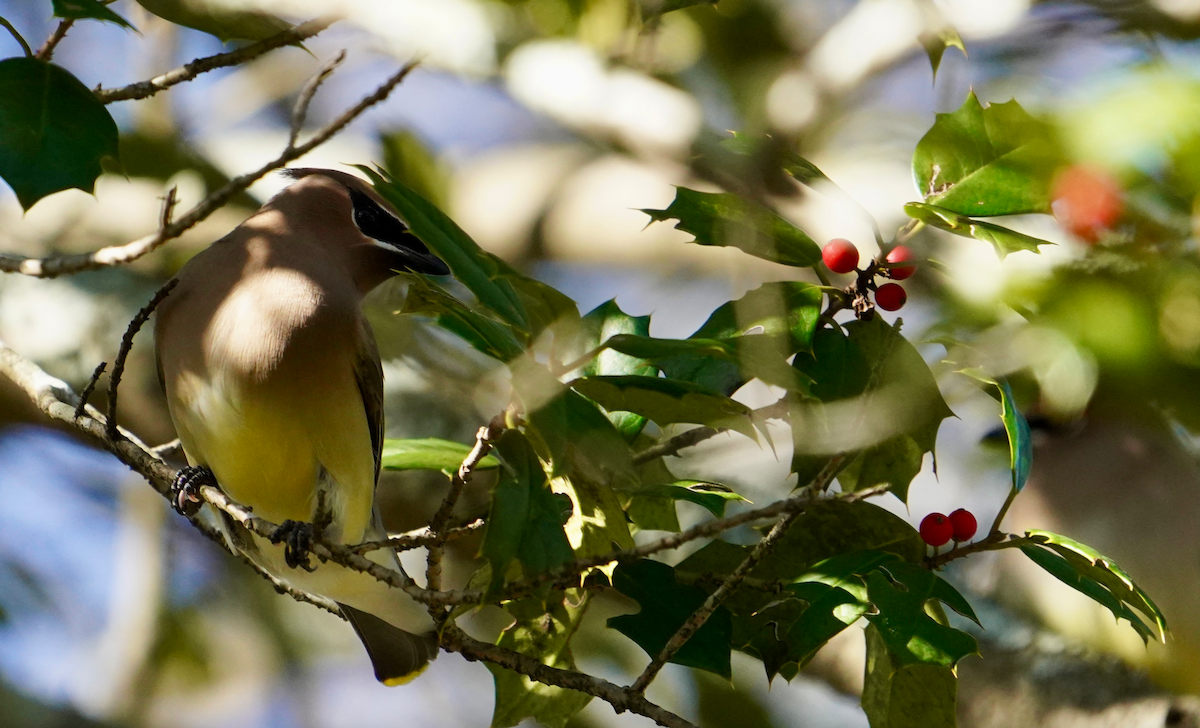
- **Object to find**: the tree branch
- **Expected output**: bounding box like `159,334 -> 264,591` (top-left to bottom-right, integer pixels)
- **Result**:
0,57 -> 417,278
34,18 -> 72,61
93,18 -> 336,104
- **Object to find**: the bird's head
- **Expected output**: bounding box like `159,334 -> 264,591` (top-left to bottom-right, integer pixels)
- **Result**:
270,168 -> 450,291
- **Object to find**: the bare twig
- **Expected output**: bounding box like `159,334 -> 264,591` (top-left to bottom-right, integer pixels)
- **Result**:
0,58 -> 417,278
289,50 -> 345,148
74,361 -> 106,419
441,624 -> 698,728
94,18 -> 336,103
0,16 -> 32,58
35,18 -> 72,61
426,416 -> 506,592
351,518 -> 486,554
105,279 -> 178,439
149,438 -> 181,458
926,531 -> 1034,569
630,507 -> 805,693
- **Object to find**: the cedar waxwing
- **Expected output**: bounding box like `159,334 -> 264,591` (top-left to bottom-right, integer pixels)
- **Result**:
154,168 -> 450,685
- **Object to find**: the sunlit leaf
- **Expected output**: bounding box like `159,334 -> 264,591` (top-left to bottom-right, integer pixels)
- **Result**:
1022,531 -> 1167,643
52,0 -> 136,28
918,23 -> 965,83
363,167 -> 530,332
489,596 -> 592,728
904,202 -> 1052,258
913,91 -> 1059,216
480,431 -> 575,597
642,187 -> 822,267
380,438 -> 499,473
961,372 -> 1033,492
635,480 -> 747,518
608,560 -> 733,678
570,375 -> 757,439
0,58 -> 119,210
862,624 -> 958,728
864,560 -> 979,667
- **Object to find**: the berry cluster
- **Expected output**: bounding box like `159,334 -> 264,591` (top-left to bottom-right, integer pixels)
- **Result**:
821,239 -> 916,313
919,509 -> 977,547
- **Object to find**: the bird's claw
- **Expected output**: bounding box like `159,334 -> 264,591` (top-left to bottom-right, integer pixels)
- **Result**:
171,465 -> 214,517
271,520 -> 317,571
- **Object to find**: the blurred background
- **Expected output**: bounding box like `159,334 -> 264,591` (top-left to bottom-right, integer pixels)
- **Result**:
5,0 -> 1200,726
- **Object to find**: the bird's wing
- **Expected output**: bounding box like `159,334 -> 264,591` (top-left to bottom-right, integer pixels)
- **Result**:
353,318 -> 386,484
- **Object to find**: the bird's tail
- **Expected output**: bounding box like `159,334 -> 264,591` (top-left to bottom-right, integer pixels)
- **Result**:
339,602 -> 438,685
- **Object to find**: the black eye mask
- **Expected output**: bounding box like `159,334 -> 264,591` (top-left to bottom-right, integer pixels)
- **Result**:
347,187 -> 449,275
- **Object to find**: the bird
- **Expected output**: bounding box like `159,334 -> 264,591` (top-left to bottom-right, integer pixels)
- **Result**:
154,168 -> 450,685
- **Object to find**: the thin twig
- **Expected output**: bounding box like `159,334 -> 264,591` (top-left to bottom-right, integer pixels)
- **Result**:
0,59 -> 418,278
441,624 -> 698,728
74,361 -> 106,419
351,518 -> 486,554
94,18 -> 335,103
925,531 -> 1033,569
0,16 -> 32,57
426,416 -> 505,592
34,18 -> 72,60
631,398 -> 790,465
289,50 -> 345,148
149,439 -> 181,458
105,279 -> 178,439
630,507 -> 804,693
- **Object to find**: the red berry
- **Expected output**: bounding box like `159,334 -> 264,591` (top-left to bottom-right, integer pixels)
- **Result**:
920,513 -> 953,547
1051,164 -> 1123,243
949,508 -> 977,542
885,245 -> 916,280
875,283 -> 906,311
822,238 -> 859,274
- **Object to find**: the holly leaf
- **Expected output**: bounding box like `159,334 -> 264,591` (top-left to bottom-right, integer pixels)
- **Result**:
380,438 -> 499,473
52,0 -> 136,29
913,91 -> 1060,216
862,624 -> 958,728
0,58 -> 120,210
904,201 -> 1051,258
362,167 -> 530,333
396,274 -> 525,361
487,253 -> 579,339
608,560 -> 733,678
960,371 -> 1033,492
635,480 -> 748,518
642,187 -> 822,267
791,318 -> 955,502
919,24 -> 965,83
480,431 -> 575,597
558,300 -> 656,441
1022,531 -> 1167,643
864,560 -> 980,667
489,597 -> 592,728
570,375 -> 758,439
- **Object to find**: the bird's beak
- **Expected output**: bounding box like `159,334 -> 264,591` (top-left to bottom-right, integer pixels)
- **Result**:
369,238 -> 450,276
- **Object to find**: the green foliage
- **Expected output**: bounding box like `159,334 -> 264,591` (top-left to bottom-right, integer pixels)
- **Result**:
395,274 -> 526,361
52,0 -> 136,29
791,317 -> 955,502
0,57 -> 119,210
480,430 -> 575,597
913,92 -> 1059,216
919,25 -> 965,83
863,559 -> 979,667
608,560 -> 733,677
1021,531 -> 1167,643
862,625 -> 957,728
960,373 -> 1032,492
904,202 -> 1051,258
642,187 -> 822,267
570,375 -> 758,439
488,597 -> 592,728
380,438 -> 500,473
633,480 -> 747,517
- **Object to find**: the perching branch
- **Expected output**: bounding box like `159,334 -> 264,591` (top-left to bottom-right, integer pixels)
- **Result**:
0,57 -> 417,278
34,17 -> 72,61
93,18 -> 336,104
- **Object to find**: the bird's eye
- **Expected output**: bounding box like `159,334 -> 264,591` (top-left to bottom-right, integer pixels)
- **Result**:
347,188 -> 431,256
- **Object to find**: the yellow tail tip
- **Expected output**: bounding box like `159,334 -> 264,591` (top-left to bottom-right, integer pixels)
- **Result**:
381,661 -> 431,687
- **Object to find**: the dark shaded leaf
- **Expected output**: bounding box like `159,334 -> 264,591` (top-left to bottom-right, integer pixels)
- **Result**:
1022,531 -> 1167,643
635,480 -> 747,518
363,167 -> 530,332
905,201 -> 1051,258
862,624 -> 958,728
480,431 -> 574,597
53,0 -> 136,28
644,0 -> 718,17
0,58 -> 119,210
489,597 -> 592,728
608,560 -> 733,678
913,91 -> 1060,216
396,275 -> 525,361
380,438 -> 499,472
487,254 -> 579,339
864,560 -> 979,667
571,375 -> 757,439
643,187 -> 822,267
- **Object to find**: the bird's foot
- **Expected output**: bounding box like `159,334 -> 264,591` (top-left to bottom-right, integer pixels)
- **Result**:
270,520 -> 318,572
171,465 -> 215,517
